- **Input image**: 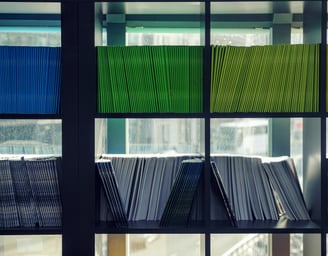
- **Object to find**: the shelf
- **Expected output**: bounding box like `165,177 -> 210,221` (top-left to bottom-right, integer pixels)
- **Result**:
95,219 -> 323,234
0,227 -> 62,236
0,1 -> 327,256
96,220 -> 205,234
95,112 -> 205,118
0,114 -> 62,119
210,219 -> 321,233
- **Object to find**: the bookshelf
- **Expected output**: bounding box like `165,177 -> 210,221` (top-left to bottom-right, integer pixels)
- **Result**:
0,0 -> 327,255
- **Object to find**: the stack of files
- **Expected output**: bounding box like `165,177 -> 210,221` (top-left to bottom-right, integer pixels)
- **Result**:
0,46 -> 61,114
159,158 -> 204,227
211,44 -> 319,112
211,155 -> 310,222
0,157 -> 62,228
25,158 -> 62,227
210,161 -> 237,226
211,155 -> 280,221
97,46 -> 203,113
126,156 -> 188,222
96,160 -> 128,227
9,160 -> 40,227
262,158 -> 310,220
100,154 -> 201,223
0,160 -> 20,228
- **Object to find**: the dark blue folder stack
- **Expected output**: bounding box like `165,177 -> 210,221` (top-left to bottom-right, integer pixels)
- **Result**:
0,157 -> 62,228
0,46 -> 61,114
160,159 -> 204,227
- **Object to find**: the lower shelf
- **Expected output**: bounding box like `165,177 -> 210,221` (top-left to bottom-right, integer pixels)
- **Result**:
95,217 -> 321,234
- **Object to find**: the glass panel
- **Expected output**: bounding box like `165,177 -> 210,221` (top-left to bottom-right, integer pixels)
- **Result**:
211,233 -> 321,256
290,118 -> 303,185
211,234 -> 269,256
0,2 -> 61,46
211,118 -> 269,156
0,120 -> 62,155
0,235 -> 61,256
211,28 -> 270,46
95,234 -> 204,256
96,2 -> 204,47
96,118 -> 202,155
211,1 -> 321,45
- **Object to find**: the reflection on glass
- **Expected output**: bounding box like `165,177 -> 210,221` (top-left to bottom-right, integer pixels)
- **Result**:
0,28 -> 61,47
95,234 -> 204,256
211,28 -> 270,46
211,118 -> 269,156
210,2 -> 310,46
0,235 -> 61,256
0,3 -> 61,47
95,118 -> 202,155
290,118 -> 303,185
211,234 -> 269,256
0,120 -> 62,155
127,30 -> 201,46
96,2 -> 204,47
211,233 -> 320,256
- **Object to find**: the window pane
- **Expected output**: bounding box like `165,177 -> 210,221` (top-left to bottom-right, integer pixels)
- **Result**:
0,2 -> 61,47
0,120 -> 61,155
211,234 -> 269,256
97,2 -> 204,47
126,29 -> 201,46
211,28 -> 270,46
95,234 -> 204,256
0,235 -> 61,256
211,118 -> 269,156
95,118 -> 202,155
211,234 -> 320,256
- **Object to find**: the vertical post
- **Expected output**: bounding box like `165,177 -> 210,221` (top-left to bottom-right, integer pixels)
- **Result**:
303,118 -> 321,220
269,118 -> 290,157
78,2 -> 96,256
270,9 -> 292,256
271,234 -> 290,256
302,0 -> 322,222
270,10 -> 291,157
272,13 -> 291,45
61,2 -> 80,255
108,235 -> 127,256
303,1 -> 321,44
105,8 -> 127,154
321,1 -> 327,254
203,1 -> 211,256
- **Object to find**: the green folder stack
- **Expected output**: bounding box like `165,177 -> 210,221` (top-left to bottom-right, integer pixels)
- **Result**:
211,44 -> 319,112
97,46 -> 203,113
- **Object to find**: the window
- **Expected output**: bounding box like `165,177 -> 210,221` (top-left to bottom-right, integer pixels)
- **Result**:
0,235 -> 61,256
0,120 -> 61,155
